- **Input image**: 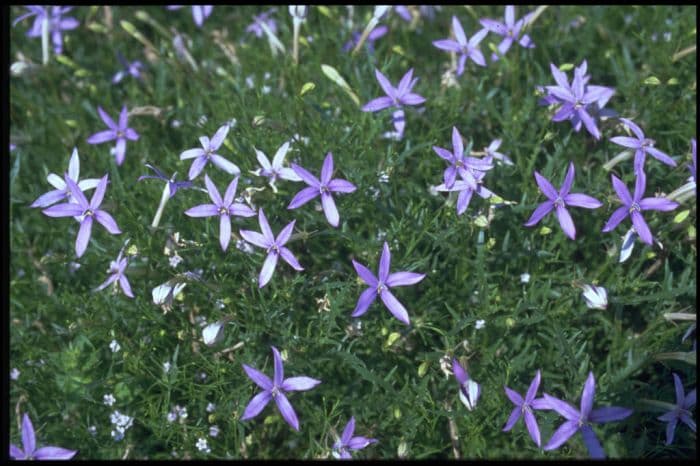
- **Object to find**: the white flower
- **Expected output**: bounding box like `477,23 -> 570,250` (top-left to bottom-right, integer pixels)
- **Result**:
103,393 -> 116,406
520,273 -> 530,284
169,254 -> 183,268
288,5 -> 308,19
88,425 -> 97,436
209,425 -> 220,438
163,361 -> 172,373
475,319 -> 486,330
582,284 -> 608,310
152,280 -> 187,306
109,340 -> 121,353
111,430 -> 124,441
166,411 -> 177,423
196,437 -> 211,453
202,321 -> 226,346
10,368 -> 20,380
206,402 -> 216,413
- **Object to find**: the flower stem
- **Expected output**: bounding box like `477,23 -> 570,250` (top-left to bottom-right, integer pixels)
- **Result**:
292,18 -> 301,64
352,16 -> 378,55
41,16 -> 49,64
151,182 -> 171,228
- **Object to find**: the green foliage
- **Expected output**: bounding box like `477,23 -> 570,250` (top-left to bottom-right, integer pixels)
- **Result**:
10,5 -> 696,459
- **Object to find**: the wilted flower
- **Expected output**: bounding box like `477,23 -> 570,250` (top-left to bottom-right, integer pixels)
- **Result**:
452,358 -> 480,410
202,320 -> 227,346
581,284 -> 607,310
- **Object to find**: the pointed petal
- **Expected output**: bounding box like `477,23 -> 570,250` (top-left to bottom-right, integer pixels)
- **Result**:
210,125 -> 230,150
351,287 -> 377,317
210,155 -> 240,175
580,425 -> 605,459
239,230 -> 269,249
230,202 -> 255,217
452,358 -> 467,385
21,414 -> 36,455
397,68 -> 414,97
281,376 -> 321,392
456,188 -> 474,215
552,102 -> 575,122
633,169 -> 647,202
219,214 -> 231,251
646,146 -> 677,167
451,127 -> 464,159
451,16 -> 467,45
291,163 -> 321,188
188,156 -> 208,180
638,197 -> 678,212
362,96 -> 394,112
524,410 -> 542,447
400,93 -> 426,106
77,178 -> 101,191
526,370 -> 542,403
503,407 -> 522,432
469,49 -> 487,67
579,108 -> 601,140
328,179 -> 356,193
580,372 -> 596,418
271,346 -> 284,386
76,217 -> 93,257
321,193 -> 340,227
119,275 -> 134,298
31,189 -> 67,208
432,39 -> 461,52
321,152 -> 334,184
275,393 -> 300,431
544,420 -> 578,451
47,173 -> 66,190
185,204 -> 219,217
33,446 -> 78,460
683,389 -> 695,409
534,172 -> 558,199
673,373 -> 685,405
42,202 -> 84,217
242,364 -> 273,390
87,130 -> 116,145
97,106 -> 117,129
272,142 -> 291,168
380,290 -> 410,325
563,193 -> 602,209
469,28 -> 489,46
118,106 -> 129,130
278,167 -> 303,182
10,444 -> 25,460
180,148 -> 206,160
378,242 -> 391,282
543,394 -> 580,421
611,175 -> 633,205
374,68 -> 396,100
556,205 -> 576,240
433,146 -> 454,162
386,272 -> 425,287
241,391 -> 272,421
347,436 -> 377,450
288,186 -> 320,209
505,386 -> 524,406
352,260 -> 378,287
259,251 -> 278,287
223,177 -> 239,206
664,418 -> 678,445
524,201 -> 554,227
602,206 -> 629,233
87,175 -> 108,210
560,162 -> 575,197
620,118 -> 645,140
94,210 -> 121,234
505,5 -> 515,26
341,417 -> 355,445
479,19 -> 506,35
280,247 -> 303,271
630,210 -> 652,245
589,406 -> 633,423
550,63 -> 570,89
203,175 -> 223,206
609,136 -> 640,149
276,220 -> 296,246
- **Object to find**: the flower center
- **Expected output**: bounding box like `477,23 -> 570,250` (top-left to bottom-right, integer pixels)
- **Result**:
320,184 -> 330,194
629,202 -> 641,213
84,209 -> 94,217
116,130 -> 124,138
268,244 -> 280,255
553,196 -> 565,208
377,282 -> 386,295
642,138 -> 654,148
218,206 -> 229,216
271,386 -> 280,398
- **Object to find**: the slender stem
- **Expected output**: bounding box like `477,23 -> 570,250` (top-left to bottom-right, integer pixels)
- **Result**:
41,16 -> 49,64
602,150 -> 633,171
672,44 -> 696,62
292,18 -> 301,64
666,181 -> 696,203
151,182 -> 171,228
352,17 -> 378,55
524,5 -> 548,29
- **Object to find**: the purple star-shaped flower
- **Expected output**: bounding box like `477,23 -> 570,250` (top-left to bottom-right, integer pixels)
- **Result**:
239,209 -> 304,288
184,174 -> 256,251
503,369 -> 550,447
331,416 -> 378,459
42,174 -> 121,258
138,163 -> 193,199
610,118 -> 676,174
362,68 -> 426,139
657,372 -> 696,445
288,152 -> 357,228
433,17 -> 488,76
251,141 -> 302,188
86,105 -> 140,166
241,346 -> 321,431
602,171 -> 679,245
542,62 -> 614,140
167,5 -> 213,27
180,124 -> 239,180
343,25 -> 388,54
10,413 -> 77,460
14,6 -> 79,55
30,148 -> 100,209
433,126 -> 494,188
94,249 -> 134,298
351,242 -> 425,326
453,358 -> 481,410
524,162 -> 603,240
246,8 -> 277,38
434,170 -> 496,216
112,51 -> 144,84
543,372 -> 633,458
479,5 -> 534,61
485,139 -> 513,166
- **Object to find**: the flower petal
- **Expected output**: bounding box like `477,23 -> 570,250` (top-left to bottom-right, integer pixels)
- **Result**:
524,410 -> 542,447
33,446 -> 78,460
281,376 -> 321,392
563,193 -> 602,209
555,205 -> 576,240
119,275 -> 134,298
602,206 -> 629,233
87,130 -> 116,145
185,204 -> 218,217
10,444 -> 25,460
646,147 -> 676,167
321,193 -> 339,227
580,425 -> 605,459
580,372 -> 596,418
291,163 -> 321,188
276,220 -> 296,245
352,260 -> 378,287
219,214 -> 231,251
97,106 -> 117,129
524,201 -> 554,227
452,358 -> 467,385
638,197 -> 678,212
351,287 -> 377,317
543,420 -> 578,451
609,136 -> 640,149
525,370 -> 542,403
259,252 -> 278,288
328,179 -> 356,193
347,436 -> 377,450
321,152 -> 334,184
241,391 -> 272,421
239,230 -> 269,249
21,414 -> 36,455
432,39 -> 461,52
611,175 -> 632,205
378,242 -> 391,282
211,154 -> 240,175
180,148 -> 206,160
380,290 -> 410,325
288,186 -> 320,209
386,272 -> 425,287
94,210 -> 121,234
560,162 -> 575,197
502,407 -> 521,432
620,118 -> 644,140
31,189 -> 67,208
505,386 -> 524,406
76,217 -> 93,257
362,96 -> 394,112
274,393 -> 300,431
534,172 -> 558,200
42,202 -> 84,218
588,406 -> 633,423
630,210 -> 652,245
272,142 -> 291,168
280,247 -> 303,271
210,124 -> 230,150
374,68 -> 396,100
242,364 -> 273,390
543,394 -> 580,421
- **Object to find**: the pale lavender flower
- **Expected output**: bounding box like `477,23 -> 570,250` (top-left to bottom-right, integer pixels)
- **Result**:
10,368 -> 20,380
246,9 -> 277,38
86,106 -> 139,166
41,174 -> 121,258
180,124 -> 239,180
524,162 -> 603,240
362,68 -> 426,139
581,284 -> 607,310
503,370 -> 549,447
167,5 -> 213,27
30,148 -> 100,208
239,209 -> 303,288
433,127 -> 494,188
331,416 -> 378,459
540,61 -> 615,140
343,25 -> 388,53
184,175 -> 255,251
15,6 -> 79,55
112,51 -> 144,84
602,171 -> 679,245
94,249 -> 134,298
610,118 -> 676,174
657,373 -> 696,445
434,170 -> 496,216
453,358 -> 480,410
251,141 -> 302,189
479,5 -> 535,61
241,346 -> 321,431
394,5 -> 440,22
543,373 -> 633,458
288,152 -> 357,227
433,17 -> 488,76
138,163 -> 194,199
10,413 -> 77,460
485,139 -> 513,165
351,242 -> 425,326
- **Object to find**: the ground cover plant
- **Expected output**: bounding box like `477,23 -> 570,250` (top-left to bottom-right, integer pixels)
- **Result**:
8,5 -> 696,460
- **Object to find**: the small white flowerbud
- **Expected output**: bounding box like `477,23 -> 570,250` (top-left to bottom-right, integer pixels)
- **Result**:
458,378 -> 481,411
581,284 -> 608,310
